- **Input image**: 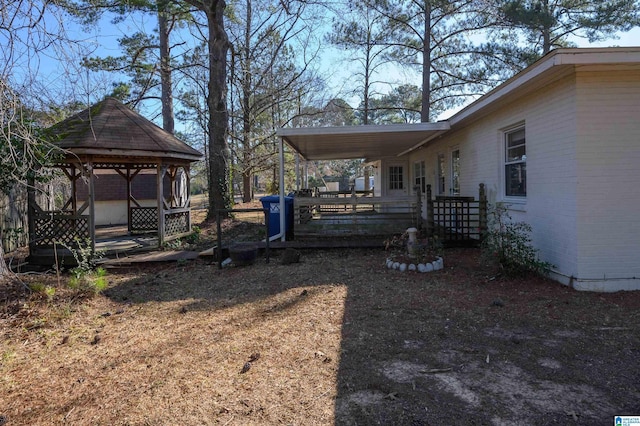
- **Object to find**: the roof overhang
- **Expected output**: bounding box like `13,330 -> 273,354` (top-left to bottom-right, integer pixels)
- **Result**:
278,47 -> 640,162
450,47 -> 640,128
277,122 -> 450,161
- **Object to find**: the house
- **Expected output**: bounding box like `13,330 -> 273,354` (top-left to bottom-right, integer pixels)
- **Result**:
278,47 -> 640,292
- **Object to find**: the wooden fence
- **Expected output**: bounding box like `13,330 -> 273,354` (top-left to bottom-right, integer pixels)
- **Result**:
1,183 -> 60,253
0,186 -> 29,253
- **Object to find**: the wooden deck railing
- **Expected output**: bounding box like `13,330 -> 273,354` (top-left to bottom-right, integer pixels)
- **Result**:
293,195 -> 418,238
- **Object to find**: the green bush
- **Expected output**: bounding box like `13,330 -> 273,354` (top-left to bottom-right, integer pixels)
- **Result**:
29,282 -> 56,302
184,225 -> 201,244
482,203 -> 553,277
57,238 -> 108,295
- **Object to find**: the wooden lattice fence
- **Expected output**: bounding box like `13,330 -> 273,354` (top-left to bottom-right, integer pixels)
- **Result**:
426,183 -> 488,247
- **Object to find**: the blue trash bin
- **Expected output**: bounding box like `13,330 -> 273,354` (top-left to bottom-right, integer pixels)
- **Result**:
260,195 -> 294,239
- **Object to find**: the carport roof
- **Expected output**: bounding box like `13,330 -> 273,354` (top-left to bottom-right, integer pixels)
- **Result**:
277,122 -> 450,161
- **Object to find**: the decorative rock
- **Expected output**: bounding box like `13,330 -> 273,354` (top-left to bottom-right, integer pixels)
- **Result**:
385,256 -> 444,273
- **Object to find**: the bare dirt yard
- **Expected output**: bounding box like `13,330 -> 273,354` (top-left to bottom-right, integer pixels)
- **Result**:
1,205 -> 640,425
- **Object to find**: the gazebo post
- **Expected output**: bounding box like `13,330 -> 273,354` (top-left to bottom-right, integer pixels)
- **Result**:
157,163 -> 166,246
126,166 -> 132,235
185,165 -> 192,232
87,162 -> 96,252
71,164 -> 77,214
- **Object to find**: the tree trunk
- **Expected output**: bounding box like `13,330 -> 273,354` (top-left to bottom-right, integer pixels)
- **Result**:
421,1 -> 431,122
242,169 -> 252,202
158,2 -> 175,134
241,0 -> 252,203
541,0 -> 551,54
206,0 -> 231,218
0,238 -> 10,279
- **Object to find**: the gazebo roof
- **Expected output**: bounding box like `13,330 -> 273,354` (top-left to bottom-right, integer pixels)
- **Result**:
50,97 -> 202,162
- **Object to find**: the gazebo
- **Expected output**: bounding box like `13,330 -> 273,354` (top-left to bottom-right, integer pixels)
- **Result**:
28,97 -> 203,265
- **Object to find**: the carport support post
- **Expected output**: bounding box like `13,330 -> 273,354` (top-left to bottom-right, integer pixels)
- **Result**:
279,137 -> 286,241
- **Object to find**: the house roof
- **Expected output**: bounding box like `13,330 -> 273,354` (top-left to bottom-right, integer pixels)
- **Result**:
50,97 -> 203,163
449,46 -> 640,128
278,122 -> 450,161
278,47 -> 640,161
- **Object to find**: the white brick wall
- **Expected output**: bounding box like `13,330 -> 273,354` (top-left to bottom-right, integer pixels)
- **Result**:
411,74 -> 581,279
407,67 -> 640,290
575,70 -> 640,281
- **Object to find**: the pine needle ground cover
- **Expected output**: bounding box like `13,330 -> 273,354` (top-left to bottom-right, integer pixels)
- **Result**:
2,211 -> 639,425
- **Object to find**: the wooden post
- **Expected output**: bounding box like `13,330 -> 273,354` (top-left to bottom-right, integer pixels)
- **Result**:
478,183 -> 487,239
415,185 -> 423,230
351,185 -> 357,212
426,184 -> 434,237
71,164 -> 78,214
157,164 -> 166,246
27,175 -> 37,258
185,165 -> 192,233
87,162 -> 96,252
126,167 -> 132,234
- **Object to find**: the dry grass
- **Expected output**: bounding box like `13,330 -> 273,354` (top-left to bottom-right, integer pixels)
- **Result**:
2,209 -> 640,425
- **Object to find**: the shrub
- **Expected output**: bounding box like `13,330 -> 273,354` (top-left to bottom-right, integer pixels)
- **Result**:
57,238 -> 108,295
482,203 -> 553,277
29,282 -> 56,302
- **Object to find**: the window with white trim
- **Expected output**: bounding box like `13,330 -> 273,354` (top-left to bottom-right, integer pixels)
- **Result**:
505,127 -> 526,197
389,166 -> 404,190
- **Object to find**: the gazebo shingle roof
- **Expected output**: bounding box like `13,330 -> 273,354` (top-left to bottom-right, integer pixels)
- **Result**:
50,97 -> 202,161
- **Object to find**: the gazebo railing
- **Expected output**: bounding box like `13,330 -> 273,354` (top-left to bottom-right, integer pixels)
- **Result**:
32,210 -> 90,248
131,207 -> 158,233
164,208 -> 190,237
130,206 -> 190,237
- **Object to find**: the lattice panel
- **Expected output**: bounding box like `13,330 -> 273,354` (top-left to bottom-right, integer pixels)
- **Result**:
131,207 -> 158,232
33,214 -> 90,248
164,211 -> 189,236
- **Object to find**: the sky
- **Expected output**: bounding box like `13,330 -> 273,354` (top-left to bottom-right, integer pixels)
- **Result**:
12,4 -> 640,126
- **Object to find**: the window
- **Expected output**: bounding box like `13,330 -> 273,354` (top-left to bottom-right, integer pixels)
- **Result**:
437,154 -> 445,195
451,149 -> 460,195
505,127 -> 526,197
389,166 -> 403,190
413,161 -> 425,193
